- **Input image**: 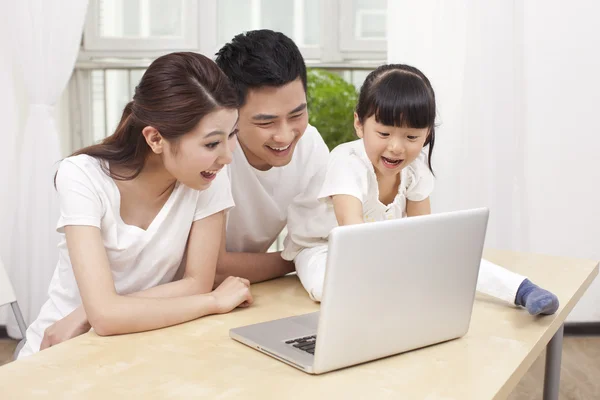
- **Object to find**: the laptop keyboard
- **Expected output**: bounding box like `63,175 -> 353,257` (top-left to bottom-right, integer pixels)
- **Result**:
285,335 -> 317,355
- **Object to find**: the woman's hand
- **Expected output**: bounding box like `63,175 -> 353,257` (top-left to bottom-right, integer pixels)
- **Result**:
40,307 -> 91,350
211,276 -> 254,314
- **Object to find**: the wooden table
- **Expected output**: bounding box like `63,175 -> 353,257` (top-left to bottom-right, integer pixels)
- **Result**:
0,250 -> 597,399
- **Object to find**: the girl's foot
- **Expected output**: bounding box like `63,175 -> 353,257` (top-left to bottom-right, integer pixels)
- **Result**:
515,279 -> 559,315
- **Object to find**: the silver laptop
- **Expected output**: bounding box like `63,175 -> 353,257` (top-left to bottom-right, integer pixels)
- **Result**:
230,208 -> 489,374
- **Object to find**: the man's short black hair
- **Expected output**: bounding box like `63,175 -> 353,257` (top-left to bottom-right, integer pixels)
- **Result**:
215,29 -> 307,106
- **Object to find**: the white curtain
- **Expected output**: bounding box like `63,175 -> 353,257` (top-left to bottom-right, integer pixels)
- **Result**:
0,6 -> 20,329
388,0 -> 529,251
5,0 -> 89,338
388,0 -> 600,321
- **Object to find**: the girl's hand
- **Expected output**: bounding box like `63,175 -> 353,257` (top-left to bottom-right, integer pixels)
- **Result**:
211,276 -> 254,313
40,307 -> 91,350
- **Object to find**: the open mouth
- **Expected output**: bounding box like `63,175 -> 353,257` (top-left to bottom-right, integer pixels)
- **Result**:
266,143 -> 292,155
381,156 -> 404,168
201,168 -> 220,181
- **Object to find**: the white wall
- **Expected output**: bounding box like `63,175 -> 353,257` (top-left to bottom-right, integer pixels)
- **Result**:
522,0 -> 600,321
388,0 -> 600,322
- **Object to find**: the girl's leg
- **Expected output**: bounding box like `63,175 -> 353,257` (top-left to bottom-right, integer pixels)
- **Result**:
478,259 -> 559,315
294,245 -> 329,302
477,259 -> 526,304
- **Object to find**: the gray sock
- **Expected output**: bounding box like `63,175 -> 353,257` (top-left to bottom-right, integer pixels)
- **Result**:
515,279 -> 559,315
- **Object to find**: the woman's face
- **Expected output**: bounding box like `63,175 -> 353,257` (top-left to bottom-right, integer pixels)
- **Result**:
161,108 -> 239,190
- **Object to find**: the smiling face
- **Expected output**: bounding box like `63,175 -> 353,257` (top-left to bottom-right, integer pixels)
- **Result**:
353,65 -> 438,183
153,107 -> 239,190
235,78 -> 308,171
355,114 -> 430,179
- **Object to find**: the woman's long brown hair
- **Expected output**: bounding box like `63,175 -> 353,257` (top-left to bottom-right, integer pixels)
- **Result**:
67,52 -> 238,181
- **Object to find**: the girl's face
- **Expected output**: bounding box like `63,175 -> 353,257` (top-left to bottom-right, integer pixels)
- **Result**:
161,108 -> 239,190
355,114 -> 429,179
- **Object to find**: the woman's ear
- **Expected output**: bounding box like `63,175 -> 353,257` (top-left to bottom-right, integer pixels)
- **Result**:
354,113 -> 364,139
142,126 -> 164,154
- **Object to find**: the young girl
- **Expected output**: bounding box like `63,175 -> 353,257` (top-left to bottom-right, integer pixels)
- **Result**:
16,52 -> 253,358
293,64 -> 559,316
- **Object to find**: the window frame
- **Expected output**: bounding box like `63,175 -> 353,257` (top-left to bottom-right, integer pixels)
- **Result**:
83,0 -> 200,52
79,0 -> 386,63
338,0 -> 387,53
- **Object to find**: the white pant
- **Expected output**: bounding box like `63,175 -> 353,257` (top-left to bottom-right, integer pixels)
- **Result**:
294,245 -> 526,304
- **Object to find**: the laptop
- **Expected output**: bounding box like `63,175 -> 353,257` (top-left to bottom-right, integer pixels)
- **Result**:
230,208 -> 489,374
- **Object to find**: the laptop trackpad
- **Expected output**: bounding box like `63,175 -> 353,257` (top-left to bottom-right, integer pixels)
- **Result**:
290,312 -> 319,331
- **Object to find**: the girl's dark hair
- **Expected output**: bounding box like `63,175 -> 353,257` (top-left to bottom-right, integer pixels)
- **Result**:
356,64 -> 436,172
69,51 -> 238,181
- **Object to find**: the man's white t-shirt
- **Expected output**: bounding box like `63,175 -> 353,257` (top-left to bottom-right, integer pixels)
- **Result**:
225,124 -> 332,260
18,154 -> 234,358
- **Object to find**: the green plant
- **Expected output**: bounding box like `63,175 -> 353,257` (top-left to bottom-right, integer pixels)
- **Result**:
306,69 -> 358,150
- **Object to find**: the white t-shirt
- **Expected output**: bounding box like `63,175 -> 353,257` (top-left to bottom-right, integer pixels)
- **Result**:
289,139 -> 435,252
18,154 -> 234,358
225,124 -> 332,260
319,139 -> 434,221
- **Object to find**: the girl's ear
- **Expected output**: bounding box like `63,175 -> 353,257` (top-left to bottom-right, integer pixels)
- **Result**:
354,113 -> 364,139
424,126 -> 434,146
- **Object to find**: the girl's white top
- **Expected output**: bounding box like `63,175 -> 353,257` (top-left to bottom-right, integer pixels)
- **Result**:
320,139 -> 434,221
284,139 -> 434,255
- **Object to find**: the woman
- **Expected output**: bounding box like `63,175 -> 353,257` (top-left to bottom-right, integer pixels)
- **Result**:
17,52 -> 253,358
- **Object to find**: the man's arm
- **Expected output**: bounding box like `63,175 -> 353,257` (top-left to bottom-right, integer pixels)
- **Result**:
215,224 -> 294,285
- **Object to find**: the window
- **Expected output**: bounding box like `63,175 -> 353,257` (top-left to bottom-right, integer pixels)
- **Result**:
217,0 -> 322,59
84,0 -> 198,51
89,69 -> 146,143
83,65 -> 374,142
80,0 -> 387,61
339,0 -> 387,52
74,0 -> 387,148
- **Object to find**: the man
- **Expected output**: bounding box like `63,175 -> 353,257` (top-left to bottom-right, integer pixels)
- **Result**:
215,31 -> 559,317
215,30 -> 333,284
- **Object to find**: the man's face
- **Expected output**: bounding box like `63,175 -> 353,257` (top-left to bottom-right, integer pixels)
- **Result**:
236,78 -> 308,170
